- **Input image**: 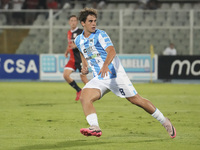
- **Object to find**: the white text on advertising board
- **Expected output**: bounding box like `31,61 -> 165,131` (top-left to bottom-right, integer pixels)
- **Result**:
170,60 -> 200,76
4,59 -> 38,73
121,59 -> 150,68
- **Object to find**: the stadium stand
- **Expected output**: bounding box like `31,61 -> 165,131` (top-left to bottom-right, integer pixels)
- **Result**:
1,0 -> 200,55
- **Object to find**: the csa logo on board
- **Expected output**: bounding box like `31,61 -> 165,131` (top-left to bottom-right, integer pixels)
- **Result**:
0,54 -> 39,79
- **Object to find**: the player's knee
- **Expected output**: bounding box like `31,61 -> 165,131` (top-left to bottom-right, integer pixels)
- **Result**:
80,95 -> 96,105
79,95 -> 84,103
63,73 -> 66,79
79,96 -> 90,105
63,72 -> 70,80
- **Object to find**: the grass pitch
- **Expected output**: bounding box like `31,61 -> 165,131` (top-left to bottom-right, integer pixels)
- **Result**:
0,82 -> 199,150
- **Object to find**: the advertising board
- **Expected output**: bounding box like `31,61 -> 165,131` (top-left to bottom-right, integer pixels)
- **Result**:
40,54 -> 158,81
118,55 -> 157,81
158,56 -> 200,79
0,54 -> 39,80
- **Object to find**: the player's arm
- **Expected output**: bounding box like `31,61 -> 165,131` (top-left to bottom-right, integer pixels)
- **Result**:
80,52 -> 89,75
70,42 -> 77,49
98,46 -> 116,77
65,33 -> 71,57
65,46 -> 70,57
65,41 -> 77,57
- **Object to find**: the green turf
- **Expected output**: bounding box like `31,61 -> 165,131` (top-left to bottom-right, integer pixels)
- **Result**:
0,82 -> 199,150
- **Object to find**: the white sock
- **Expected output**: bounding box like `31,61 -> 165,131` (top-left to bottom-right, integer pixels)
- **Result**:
86,113 -> 99,127
151,108 -> 166,125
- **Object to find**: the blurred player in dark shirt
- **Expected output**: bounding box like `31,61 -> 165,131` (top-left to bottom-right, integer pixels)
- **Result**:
63,15 -> 88,101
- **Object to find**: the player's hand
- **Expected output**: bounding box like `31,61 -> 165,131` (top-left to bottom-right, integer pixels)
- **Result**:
65,50 -> 69,57
81,67 -> 89,75
65,47 -> 70,57
98,64 -> 112,78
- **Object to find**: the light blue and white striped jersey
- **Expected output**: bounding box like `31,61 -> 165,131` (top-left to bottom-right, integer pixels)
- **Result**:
74,29 -> 124,80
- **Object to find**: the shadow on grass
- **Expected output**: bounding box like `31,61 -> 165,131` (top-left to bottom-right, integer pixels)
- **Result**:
23,103 -> 62,107
17,140 -> 109,150
17,137 -> 167,150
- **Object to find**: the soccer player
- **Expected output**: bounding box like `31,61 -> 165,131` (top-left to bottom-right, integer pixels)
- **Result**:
74,8 -> 176,138
64,15 -> 88,101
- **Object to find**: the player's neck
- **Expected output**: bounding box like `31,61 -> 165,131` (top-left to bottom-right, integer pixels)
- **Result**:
84,31 -> 91,38
71,27 -> 78,32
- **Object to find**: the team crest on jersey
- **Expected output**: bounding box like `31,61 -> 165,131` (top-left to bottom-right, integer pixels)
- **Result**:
73,33 -> 77,38
89,38 -> 94,46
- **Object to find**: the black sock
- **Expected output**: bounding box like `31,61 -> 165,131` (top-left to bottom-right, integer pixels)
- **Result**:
69,80 -> 81,92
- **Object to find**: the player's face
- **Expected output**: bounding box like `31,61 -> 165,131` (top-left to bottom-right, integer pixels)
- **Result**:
170,44 -> 174,49
82,15 -> 97,37
69,17 -> 78,30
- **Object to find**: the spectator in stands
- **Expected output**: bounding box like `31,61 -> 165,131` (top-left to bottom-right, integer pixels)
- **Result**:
12,0 -> 24,12
60,0 -> 70,9
147,0 -> 159,10
62,2 -> 71,9
163,43 -> 177,82
23,0 -> 39,9
97,0 -> 106,9
37,0 -> 47,9
46,0 -> 58,9
56,0 -> 65,8
90,0 -> 106,9
23,0 -> 39,24
0,0 -> 11,9
1,0 -> 12,25
137,0 -> 149,9
163,43 -> 177,56
11,0 -> 25,25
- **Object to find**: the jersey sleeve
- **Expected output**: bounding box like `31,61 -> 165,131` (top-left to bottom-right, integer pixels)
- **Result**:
67,30 -> 72,43
98,30 -> 113,50
74,35 -> 81,52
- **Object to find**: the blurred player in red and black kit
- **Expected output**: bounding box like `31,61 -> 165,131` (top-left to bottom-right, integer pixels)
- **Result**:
64,15 -> 88,101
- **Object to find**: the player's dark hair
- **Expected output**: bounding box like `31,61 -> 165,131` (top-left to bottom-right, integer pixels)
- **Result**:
79,8 -> 97,23
69,15 -> 78,20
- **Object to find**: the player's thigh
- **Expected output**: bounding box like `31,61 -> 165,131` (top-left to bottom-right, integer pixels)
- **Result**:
109,75 -> 137,98
80,88 -> 101,103
83,77 -> 109,98
63,68 -> 73,76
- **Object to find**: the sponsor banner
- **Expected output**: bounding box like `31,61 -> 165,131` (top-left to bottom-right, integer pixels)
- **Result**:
40,54 -> 157,81
158,56 -> 200,79
40,54 -> 93,81
118,55 -> 157,80
0,54 -> 39,79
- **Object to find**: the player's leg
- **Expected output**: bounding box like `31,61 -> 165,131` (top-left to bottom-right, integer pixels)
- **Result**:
80,88 -> 101,116
127,94 -> 156,114
64,59 -> 76,84
64,61 -> 82,100
63,68 -> 81,92
127,95 -> 176,138
63,68 -> 73,83
109,74 -> 176,138
79,88 -> 102,137
79,78 -> 109,137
